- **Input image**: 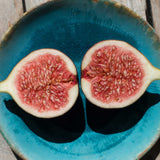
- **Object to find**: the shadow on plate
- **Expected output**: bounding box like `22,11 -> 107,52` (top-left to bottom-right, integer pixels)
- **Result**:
86,91 -> 160,134
5,94 -> 85,143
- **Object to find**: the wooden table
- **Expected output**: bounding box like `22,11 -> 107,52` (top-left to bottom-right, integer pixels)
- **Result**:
0,0 -> 160,159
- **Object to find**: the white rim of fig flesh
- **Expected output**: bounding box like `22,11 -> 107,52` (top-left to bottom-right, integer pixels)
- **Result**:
0,49 -> 78,118
81,40 -> 160,108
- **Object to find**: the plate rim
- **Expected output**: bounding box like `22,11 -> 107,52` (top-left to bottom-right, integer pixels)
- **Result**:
0,0 -> 160,159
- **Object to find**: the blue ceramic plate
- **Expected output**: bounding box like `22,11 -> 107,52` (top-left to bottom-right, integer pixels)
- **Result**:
0,0 -> 160,159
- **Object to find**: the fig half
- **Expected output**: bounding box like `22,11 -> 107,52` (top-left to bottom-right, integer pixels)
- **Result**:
0,49 -> 78,118
81,40 -> 160,108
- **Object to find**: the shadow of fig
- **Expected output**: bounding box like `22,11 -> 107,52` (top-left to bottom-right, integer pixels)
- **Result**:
5,94 -> 85,143
86,91 -> 160,134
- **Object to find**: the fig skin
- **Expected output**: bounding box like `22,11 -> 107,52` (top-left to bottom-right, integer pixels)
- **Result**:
81,40 -> 155,109
0,49 -> 79,118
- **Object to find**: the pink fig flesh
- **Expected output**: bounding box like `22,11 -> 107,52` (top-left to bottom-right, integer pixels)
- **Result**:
15,53 -> 77,112
5,49 -> 79,118
81,40 -> 150,108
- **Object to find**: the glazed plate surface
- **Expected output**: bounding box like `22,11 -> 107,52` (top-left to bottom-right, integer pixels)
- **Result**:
0,0 -> 160,159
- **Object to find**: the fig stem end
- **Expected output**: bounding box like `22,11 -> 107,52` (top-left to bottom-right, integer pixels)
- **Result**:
0,79 -> 9,93
150,66 -> 160,82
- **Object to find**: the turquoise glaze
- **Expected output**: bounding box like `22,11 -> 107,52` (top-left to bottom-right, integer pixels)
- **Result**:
0,0 -> 160,159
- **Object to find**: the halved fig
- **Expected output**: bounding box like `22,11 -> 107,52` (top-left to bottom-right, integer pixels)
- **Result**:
0,49 -> 78,118
81,40 -> 160,108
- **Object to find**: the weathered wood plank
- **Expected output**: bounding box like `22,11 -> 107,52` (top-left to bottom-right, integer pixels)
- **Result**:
0,0 -> 23,159
25,0 -> 51,10
0,133 -> 17,160
0,0 -> 24,40
150,0 -> 160,37
0,1 -> 23,159
116,0 -> 147,20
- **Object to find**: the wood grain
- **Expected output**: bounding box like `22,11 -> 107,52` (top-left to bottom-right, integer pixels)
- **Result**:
0,0 -> 23,159
150,0 -> 160,37
0,0 -> 23,40
25,0 -> 51,10
0,133 -> 17,160
116,0 -> 146,20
